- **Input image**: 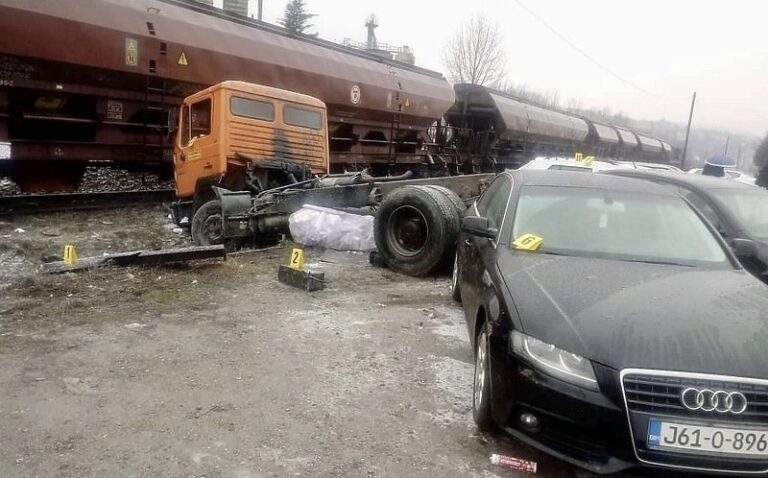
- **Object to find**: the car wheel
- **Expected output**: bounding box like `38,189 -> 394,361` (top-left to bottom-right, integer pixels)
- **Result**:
451,253 -> 462,302
473,321 -> 495,431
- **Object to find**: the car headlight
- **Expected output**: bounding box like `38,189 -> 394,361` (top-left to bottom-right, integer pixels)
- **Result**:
511,331 -> 599,391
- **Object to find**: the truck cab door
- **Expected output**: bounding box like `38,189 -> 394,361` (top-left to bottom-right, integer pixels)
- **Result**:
174,95 -> 218,198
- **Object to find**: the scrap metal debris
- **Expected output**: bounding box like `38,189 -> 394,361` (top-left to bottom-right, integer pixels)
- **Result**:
43,245 -> 226,274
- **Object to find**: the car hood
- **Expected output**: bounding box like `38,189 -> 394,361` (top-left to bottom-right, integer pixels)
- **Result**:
498,249 -> 768,378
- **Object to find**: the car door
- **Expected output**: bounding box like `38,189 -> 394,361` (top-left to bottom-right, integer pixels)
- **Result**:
459,175 -> 513,333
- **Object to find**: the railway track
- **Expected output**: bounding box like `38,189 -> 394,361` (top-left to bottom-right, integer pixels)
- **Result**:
0,189 -> 176,216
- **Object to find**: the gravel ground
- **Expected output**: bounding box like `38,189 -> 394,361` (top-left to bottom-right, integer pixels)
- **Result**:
0,208 -> 668,478
0,168 -> 174,196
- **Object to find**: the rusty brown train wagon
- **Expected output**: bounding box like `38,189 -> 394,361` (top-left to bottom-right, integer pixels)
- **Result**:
0,0 -> 455,192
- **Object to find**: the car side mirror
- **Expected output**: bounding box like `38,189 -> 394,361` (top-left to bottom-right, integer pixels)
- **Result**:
462,216 -> 498,239
732,238 -> 758,258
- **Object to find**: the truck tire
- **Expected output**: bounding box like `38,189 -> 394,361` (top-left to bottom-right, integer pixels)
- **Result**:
374,185 -> 460,276
423,185 -> 467,216
191,199 -> 224,246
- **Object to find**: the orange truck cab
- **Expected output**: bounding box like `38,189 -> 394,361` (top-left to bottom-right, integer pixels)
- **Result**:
172,81 -> 329,238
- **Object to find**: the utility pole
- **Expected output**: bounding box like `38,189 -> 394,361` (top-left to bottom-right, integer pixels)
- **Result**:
680,92 -> 697,171
723,135 -> 730,156
257,0 -> 263,20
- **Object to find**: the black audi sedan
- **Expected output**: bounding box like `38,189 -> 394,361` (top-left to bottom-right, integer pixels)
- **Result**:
451,170 -> 768,475
603,169 -> 768,284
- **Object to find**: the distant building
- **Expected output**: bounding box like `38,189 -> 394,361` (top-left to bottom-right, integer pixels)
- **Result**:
223,0 -> 248,16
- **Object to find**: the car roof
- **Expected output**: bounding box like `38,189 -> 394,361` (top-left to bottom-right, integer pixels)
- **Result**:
509,169 -> 676,196
602,169 -> 759,192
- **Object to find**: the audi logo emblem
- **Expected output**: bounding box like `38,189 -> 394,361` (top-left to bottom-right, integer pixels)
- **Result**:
680,388 -> 748,414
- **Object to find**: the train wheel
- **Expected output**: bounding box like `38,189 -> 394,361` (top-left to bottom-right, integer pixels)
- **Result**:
191,200 -> 224,246
374,185 -> 460,276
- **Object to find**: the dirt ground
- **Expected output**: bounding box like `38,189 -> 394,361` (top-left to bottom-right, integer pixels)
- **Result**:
0,206 -> 646,478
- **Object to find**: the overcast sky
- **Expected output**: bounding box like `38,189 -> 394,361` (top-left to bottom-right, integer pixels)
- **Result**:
221,0 -> 767,138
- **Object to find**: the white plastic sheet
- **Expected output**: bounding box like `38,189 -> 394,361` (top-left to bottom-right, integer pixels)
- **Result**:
289,204 -> 376,252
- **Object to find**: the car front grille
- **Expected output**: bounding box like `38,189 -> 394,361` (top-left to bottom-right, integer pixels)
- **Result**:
621,370 -> 768,473
623,372 -> 768,425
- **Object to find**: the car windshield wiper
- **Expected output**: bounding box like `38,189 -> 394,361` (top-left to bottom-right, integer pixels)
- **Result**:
621,259 -> 695,267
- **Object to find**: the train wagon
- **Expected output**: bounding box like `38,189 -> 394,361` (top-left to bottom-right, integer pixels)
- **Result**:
0,0 -> 676,193
0,0 -> 453,192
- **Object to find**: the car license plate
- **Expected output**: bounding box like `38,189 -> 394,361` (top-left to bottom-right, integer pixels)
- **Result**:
647,419 -> 768,456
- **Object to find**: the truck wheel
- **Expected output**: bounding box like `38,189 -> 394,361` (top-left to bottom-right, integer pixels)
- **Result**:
374,185 -> 460,276
423,185 -> 466,216
191,199 -> 224,246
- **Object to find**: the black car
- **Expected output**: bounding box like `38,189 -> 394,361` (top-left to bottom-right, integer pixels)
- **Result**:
604,169 -> 768,284
452,170 -> 768,475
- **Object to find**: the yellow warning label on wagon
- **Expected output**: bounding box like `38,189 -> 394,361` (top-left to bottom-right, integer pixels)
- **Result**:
125,38 -> 138,66
512,234 -> 543,251
178,52 -> 189,66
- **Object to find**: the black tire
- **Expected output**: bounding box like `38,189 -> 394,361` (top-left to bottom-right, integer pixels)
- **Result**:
423,185 -> 466,217
191,199 -> 224,246
451,252 -> 462,302
374,185 -> 460,276
473,321 -> 495,432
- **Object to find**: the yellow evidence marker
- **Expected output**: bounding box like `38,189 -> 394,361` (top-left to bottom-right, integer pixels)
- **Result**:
289,247 -> 305,270
512,234 -> 543,252
63,244 -> 78,265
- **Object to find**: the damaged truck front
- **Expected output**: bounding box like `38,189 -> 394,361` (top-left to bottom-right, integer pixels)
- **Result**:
172,81 -> 492,276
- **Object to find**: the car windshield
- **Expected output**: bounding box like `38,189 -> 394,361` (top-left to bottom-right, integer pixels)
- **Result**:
510,186 -> 730,267
711,189 -> 768,240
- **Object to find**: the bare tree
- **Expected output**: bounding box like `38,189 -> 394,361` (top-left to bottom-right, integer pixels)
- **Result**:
443,14 -> 506,87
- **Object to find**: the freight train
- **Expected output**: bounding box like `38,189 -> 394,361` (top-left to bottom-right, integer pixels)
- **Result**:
0,0 -> 674,193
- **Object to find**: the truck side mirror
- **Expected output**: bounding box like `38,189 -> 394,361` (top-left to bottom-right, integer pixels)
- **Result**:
461,216 -> 497,239
732,238 -> 758,258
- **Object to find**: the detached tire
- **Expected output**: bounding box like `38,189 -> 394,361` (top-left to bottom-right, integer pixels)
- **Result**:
191,199 -> 224,246
374,185 -> 460,276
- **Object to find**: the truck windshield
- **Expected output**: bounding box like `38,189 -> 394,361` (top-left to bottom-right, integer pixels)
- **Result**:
511,186 -> 731,268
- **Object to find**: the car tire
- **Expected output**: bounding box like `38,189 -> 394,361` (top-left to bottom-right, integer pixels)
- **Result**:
191,199 -> 224,246
451,253 -> 462,302
473,321 -> 495,432
374,185 -> 460,276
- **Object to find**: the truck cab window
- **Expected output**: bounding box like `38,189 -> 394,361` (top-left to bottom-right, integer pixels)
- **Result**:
190,98 -> 212,141
284,105 -> 322,130
231,96 -> 274,121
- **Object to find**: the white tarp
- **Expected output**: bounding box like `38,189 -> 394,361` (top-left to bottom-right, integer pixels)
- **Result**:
289,205 -> 376,252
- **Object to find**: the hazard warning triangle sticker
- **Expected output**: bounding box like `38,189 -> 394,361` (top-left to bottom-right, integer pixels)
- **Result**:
178,52 -> 189,66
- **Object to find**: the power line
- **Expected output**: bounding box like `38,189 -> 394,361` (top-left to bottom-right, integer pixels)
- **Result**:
511,0 -> 665,99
